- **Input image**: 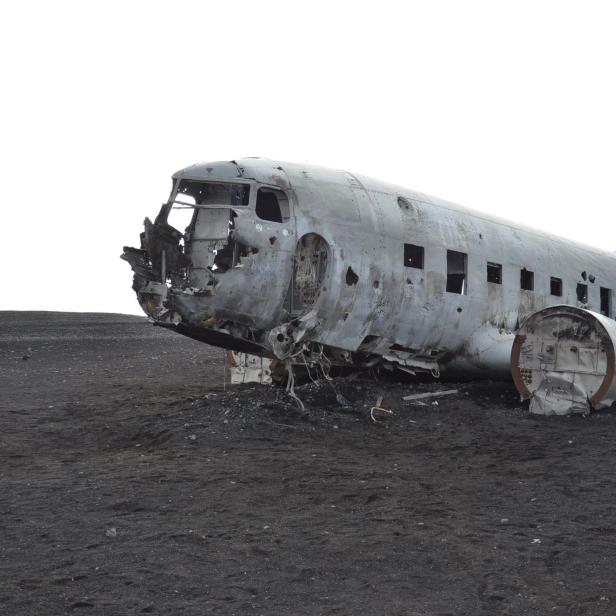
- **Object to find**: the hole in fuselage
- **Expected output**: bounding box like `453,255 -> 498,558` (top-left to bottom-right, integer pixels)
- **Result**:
346,266 -> 359,286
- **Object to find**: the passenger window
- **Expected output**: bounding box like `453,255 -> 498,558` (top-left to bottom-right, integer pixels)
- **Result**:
577,283 -> 588,303
487,262 -> 502,284
521,268 -> 534,291
256,187 -> 290,223
601,287 -> 612,317
446,250 -> 467,294
550,277 -> 563,296
404,244 -> 424,269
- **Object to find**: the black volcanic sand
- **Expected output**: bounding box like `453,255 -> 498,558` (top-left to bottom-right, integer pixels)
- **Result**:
2,312 -> 616,615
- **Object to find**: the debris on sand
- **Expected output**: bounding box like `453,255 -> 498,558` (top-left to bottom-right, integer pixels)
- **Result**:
402,389 -> 459,402
370,395 -> 393,423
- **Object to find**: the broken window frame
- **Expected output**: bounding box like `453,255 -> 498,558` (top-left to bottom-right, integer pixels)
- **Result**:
487,262 -> 502,284
520,268 -> 534,291
166,193 -> 198,234
446,250 -> 468,295
404,243 -> 424,269
550,277 -> 563,297
601,287 -> 612,317
577,283 -> 588,304
159,178 -> 256,230
158,179 -> 260,280
175,179 -> 251,207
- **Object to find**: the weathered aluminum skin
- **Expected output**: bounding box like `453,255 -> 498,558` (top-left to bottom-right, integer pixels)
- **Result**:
122,158 -> 616,400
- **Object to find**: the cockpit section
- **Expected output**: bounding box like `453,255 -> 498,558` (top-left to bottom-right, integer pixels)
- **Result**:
121,173 -> 297,356
161,179 -> 254,286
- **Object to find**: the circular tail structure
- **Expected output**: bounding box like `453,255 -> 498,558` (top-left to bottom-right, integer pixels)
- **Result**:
511,305 -> 616,415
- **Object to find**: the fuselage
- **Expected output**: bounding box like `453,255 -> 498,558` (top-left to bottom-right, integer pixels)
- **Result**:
122,158 -> 616,379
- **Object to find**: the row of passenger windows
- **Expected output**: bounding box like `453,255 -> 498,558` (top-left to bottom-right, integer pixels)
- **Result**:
403,243 -> 613,317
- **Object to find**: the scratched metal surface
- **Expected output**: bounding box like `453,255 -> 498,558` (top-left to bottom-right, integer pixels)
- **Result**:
122,158 -> 616,383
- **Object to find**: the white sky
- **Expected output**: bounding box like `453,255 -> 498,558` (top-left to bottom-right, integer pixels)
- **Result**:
1,1 -> 615,315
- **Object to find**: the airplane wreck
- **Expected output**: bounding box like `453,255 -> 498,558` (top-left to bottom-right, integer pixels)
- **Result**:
122,158 -> 616,415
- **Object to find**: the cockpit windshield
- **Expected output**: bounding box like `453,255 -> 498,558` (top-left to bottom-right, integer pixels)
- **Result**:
175,180 -> 250,207
162,180 -> 251,234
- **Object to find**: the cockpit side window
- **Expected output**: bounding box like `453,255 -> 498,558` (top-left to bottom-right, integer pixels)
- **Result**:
256,187 -> 290,223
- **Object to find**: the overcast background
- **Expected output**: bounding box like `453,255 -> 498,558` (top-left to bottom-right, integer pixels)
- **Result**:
1,1 -> 615,314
